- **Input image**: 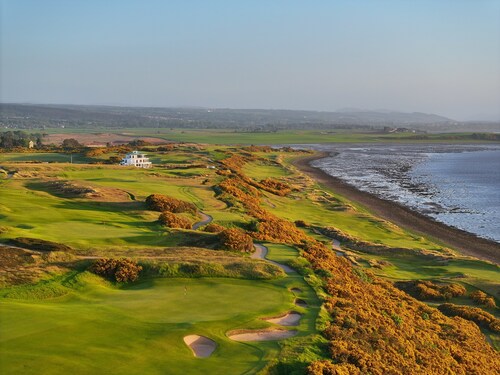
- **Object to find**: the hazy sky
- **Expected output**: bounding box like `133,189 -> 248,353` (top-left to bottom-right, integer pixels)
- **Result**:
1,0 -> 500,120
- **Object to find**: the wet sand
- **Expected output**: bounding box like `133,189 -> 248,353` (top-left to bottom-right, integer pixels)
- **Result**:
293,152 -> 500,265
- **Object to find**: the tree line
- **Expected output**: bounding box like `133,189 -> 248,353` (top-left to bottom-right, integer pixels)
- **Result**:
0,130 -> 43,149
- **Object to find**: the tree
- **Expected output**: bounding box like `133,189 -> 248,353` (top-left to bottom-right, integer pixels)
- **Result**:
62,138 -> 83,149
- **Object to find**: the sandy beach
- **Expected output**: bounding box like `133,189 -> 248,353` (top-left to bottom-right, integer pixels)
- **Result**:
294,152 -> 500,265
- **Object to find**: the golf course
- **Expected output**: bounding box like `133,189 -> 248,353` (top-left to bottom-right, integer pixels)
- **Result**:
0,137 -> 499,374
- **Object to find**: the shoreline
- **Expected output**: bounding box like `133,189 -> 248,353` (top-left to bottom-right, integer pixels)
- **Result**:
293,152 -> 500,265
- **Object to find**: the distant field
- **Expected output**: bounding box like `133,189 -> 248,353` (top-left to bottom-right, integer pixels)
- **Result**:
37,127 -> 500,145
43,132 -> 168,146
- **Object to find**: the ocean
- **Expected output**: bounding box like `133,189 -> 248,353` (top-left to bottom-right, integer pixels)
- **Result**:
304,144 -> 500,243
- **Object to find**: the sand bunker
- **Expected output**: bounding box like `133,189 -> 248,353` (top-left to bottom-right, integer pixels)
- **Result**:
228,329 -> 298,342
265,312 -> 302,326
183,335 -> 216,358
294,298 -> 308,308
290,287 -> 302,293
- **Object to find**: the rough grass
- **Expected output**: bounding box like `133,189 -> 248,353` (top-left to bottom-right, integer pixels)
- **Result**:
1,144 -> 499,371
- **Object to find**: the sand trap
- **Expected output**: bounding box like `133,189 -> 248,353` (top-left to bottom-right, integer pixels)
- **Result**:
290,287 -> 302,293
228,329 -> 298,342
294,298 -> 308,308
265,311 -> 302,326
183,335 -> 216,358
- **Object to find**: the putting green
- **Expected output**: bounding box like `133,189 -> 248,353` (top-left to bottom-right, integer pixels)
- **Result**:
0,276 -> 301,375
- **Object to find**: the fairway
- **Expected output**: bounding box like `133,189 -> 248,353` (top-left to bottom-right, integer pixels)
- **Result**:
0,276 -> 317,375
1,144 -> 498,373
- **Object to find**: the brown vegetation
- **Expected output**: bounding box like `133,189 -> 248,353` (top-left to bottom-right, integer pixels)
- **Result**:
294,220 -> 309,228
7,237 -> 73,252
0,246 -> 72,286
214,151 -> 499,373
438,303 -> 500,333
158,211 -> 192,229
216,176 -> 307,243
300,242 -> 499,374
259,177 -> 291,196
89,258 -> 142,282
146,194 -> 197,214
469,290 -> 497,308
218,228 -> 254,253
395,280 -> 467,301
203,223 -> 226,233
241,145 -> 273,153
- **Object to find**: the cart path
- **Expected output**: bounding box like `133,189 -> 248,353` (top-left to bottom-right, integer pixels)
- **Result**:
192,212 -> 213,230
251,244 -> 295,273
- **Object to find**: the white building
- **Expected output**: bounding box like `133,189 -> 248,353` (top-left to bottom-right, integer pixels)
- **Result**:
120,151 -> 152,168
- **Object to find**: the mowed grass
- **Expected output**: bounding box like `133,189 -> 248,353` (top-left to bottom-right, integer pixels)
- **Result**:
0,163 -> 249,248
0,152 -> 82,163
40,127 -> 500,145
0,178 -> 164,248
0,272 -> 319,375
264,191 -> 441,251
242,161 -> 290,180
244,156 -> 500,318
361,252 -> 500,297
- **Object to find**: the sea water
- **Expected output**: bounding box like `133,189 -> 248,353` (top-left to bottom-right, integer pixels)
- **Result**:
305,144 -> 500,243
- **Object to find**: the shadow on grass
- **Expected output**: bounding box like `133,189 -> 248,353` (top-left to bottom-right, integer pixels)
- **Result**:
53,200 -> 147,212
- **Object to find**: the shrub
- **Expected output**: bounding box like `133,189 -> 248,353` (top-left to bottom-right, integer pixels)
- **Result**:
438,303 -> 499,333
469,290 -> 497,308
308,361 -> 361,375
218,228 -> 254,252
294,220 -> 309,228
145,194 -> 197,214
158,211 -> 192,229
62,138 -> 83,149
90,258 -> 142,282
442,283 -> 467,298
259,178 -> 291,196
203,223 -> 226,233
394,280 -> 466,301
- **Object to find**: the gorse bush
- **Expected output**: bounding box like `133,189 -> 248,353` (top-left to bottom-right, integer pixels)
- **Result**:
394,280 -> 466,301
145,194 -> 197,214
438,303 -> 500,333
302,241 -> 500,374
294,220 -> 309,228
218,228 -> 254,252
203,223 -> 226,233
259,178 -> 291,196
90,258 -> 142,282
158,211 -> 192,229
469,290 -> 497,308
213,150 -> 500,374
